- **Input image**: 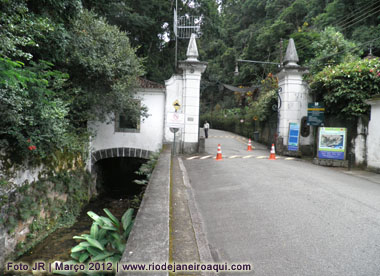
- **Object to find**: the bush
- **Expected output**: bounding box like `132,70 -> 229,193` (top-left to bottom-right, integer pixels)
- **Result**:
310,58 -> 380,120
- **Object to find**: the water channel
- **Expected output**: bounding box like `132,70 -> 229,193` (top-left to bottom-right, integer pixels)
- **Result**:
10,157 -> 146,275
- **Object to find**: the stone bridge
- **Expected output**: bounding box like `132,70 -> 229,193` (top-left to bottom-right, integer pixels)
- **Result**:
90,147 -> 155,170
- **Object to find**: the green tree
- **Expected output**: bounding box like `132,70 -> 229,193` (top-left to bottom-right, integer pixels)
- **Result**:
0,2 -> 144,163
0,58 -> 72,160
66,10 -> 144,125
307,27 -> 361,75
82,0 -> 175,82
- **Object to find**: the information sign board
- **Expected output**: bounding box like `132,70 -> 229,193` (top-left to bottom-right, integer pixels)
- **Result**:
288,123 -> 300,151
307,102 -> 325,126
167,112 -> 184,128
318,127 -> 346,160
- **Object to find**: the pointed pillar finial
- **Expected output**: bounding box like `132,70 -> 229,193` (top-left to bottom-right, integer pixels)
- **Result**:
283,38 -> 299,67
186,33 -> 199,61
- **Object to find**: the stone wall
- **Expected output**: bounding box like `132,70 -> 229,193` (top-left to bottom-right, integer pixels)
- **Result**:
0,155 -> 96,271
366,97 -> 380,172
117,145 -> 171,276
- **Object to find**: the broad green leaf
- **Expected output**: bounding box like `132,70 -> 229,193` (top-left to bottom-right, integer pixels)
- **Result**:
87,246 -> 103,256
78,241 -> 91,248
124,221 -> 134,239
110,232 -> 121,242
90,223 -> 99,239
99,238 -> 109,247
101,225 -> 118,231
103,208 -> 120,228
85,237 -> 105,251
73,235 -> 88,240
79,252 -> 90,263
87,211 -> 104,225
98,228 -> 107,239
100,216 -> 114,227
121,208 -> 134,231
91,251 -> 114,262
70,252 -> 81,261
71,244 -> 86,253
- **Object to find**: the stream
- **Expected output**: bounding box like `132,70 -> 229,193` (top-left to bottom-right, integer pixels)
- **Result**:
7,157 -> 146,275
18,194 -> 137,265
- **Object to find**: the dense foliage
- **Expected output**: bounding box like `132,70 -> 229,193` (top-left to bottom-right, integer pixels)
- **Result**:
311,58 -> 380,120
2,0 -> 380,160
0,0 -> 143,163
194,0 -> 380,133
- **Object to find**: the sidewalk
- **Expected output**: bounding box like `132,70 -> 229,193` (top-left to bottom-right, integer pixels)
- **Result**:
170,157 -> 215,276
333,167 -> 380,185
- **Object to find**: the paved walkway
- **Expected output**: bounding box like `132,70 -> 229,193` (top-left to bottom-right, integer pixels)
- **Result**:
175,129 -> 380,276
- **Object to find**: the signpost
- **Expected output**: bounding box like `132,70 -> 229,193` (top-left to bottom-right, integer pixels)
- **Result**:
318,127 -> 347,160
167,112 -> 184,128
288,122 -> 300,151
167,112 -> 184,155
307,102 -> 325,126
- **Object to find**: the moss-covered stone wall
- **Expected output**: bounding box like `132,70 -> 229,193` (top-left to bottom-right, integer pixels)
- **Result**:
0,162 -> 96,271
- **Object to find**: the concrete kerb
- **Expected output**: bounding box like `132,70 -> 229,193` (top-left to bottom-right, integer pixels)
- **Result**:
178,158 -> 216,276
117,145 -> 171,276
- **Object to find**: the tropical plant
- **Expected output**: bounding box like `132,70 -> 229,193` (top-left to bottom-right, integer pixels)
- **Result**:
54,208 -> 134,275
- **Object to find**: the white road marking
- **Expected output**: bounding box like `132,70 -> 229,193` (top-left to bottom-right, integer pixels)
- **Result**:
187,156 -> 199,160
200,155 -> 213,159
229,155 -> 241,159
188,153 -> 296,161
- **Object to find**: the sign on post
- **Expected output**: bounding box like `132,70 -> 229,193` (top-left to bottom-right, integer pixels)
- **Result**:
307,102 -> 325,126
318,127 -> 347,160
288,122 -> 300,151
167,112 -> 184,128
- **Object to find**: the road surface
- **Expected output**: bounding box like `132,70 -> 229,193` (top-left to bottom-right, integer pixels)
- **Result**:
182,129 -> 380,276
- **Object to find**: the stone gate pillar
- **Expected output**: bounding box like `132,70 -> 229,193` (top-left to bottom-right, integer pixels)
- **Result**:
164,34 -> 207,154
276,39 -> 312,155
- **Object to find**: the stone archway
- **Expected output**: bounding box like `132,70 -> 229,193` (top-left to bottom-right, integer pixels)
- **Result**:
91,147 -> 154,170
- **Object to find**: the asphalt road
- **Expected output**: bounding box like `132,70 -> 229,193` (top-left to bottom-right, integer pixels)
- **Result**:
182,129 -> 380,276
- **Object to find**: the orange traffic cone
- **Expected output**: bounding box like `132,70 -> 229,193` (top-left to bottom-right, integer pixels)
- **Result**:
269,144 -> 276,160
216,144 -> 223,160
247,139 -> 253,151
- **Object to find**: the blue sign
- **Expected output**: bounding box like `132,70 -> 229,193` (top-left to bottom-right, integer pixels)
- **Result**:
288,123 -> 300,151
318,127 -> 346,160
318,151 -> 345,160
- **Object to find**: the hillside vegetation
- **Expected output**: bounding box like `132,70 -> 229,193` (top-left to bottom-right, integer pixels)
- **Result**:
1,0 -> 380,162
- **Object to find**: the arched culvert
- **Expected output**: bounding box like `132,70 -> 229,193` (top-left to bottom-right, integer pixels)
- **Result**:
94,157 -> 146,198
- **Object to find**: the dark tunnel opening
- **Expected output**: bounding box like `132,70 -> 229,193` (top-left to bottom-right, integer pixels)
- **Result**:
94,157 -> 147,199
